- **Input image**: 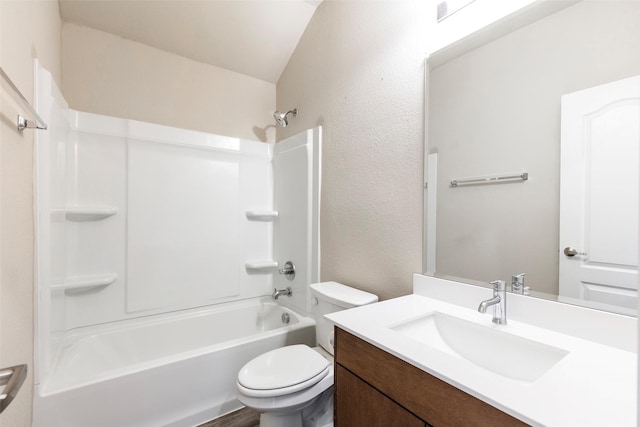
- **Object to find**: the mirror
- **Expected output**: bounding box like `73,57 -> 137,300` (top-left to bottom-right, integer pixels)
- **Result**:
426,1 -> 640,315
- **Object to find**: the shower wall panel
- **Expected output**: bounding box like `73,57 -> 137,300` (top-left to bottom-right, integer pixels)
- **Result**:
35,88 -> 276,352
34,62 -> 72,380
56,112 -> 275,330
127,139 -> 240,312
63,130 -> 127,328
272,127 -> 322,315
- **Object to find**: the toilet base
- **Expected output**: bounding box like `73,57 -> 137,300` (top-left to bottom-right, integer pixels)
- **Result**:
260,411 -> 303,427
253,388 -> 333,427
260,412 -> 333,427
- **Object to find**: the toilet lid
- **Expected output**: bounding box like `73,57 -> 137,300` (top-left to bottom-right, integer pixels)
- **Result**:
238,345 -> 330,392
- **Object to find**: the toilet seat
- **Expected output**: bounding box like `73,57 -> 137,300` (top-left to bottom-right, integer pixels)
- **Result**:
236,367 -> 334,414
237,345 -> 330,398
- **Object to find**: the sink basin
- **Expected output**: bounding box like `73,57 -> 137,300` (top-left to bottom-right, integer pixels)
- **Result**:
390,312 -> 569,382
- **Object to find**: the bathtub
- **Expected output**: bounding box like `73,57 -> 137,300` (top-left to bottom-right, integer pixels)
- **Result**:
33,297 -> 315,427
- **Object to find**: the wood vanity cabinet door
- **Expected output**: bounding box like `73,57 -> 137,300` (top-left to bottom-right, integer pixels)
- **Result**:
335,327 -> 528,427
335,364 -> 426,427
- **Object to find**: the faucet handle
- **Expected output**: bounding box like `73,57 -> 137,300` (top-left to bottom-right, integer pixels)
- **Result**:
512,273 -> 525,283
490,280 -> 506,291
511,273 -> 530,295
278,261 -> 296,281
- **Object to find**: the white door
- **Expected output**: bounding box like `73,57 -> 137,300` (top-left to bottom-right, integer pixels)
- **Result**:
559,75 -> 640,312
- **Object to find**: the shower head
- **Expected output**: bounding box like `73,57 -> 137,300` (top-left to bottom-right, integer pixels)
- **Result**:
273,109 -> 297,127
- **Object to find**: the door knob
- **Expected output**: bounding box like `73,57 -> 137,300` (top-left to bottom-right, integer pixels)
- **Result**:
563,247 -> 587,257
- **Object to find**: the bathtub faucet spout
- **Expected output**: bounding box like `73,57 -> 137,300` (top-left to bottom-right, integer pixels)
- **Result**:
272,287 -> 292,300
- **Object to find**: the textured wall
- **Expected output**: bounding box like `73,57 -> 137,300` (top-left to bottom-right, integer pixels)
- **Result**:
276,1 -> 428,300
62,23 -> 277,142
0,1 -> 62,425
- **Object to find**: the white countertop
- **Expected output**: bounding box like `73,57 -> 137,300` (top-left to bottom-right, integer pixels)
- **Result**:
326,276 -> 637,426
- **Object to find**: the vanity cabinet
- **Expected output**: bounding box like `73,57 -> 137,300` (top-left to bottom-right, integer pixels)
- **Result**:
334,327 -> 527,427
335,364 -> 425,427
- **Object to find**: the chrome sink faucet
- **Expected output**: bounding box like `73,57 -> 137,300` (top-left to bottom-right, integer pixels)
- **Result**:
478,280 -> 507,325
272,287 -> 292,300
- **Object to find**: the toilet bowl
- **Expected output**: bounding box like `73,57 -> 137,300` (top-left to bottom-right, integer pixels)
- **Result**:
236,282 -> 378,427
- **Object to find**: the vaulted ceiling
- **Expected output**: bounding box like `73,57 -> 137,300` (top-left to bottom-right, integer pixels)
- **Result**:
59,0 -> 322,83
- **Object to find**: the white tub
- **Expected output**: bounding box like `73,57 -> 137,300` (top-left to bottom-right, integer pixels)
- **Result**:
34,298 -> 315,427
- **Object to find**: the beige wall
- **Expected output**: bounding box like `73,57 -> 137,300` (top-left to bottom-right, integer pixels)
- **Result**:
429,1 -> 640,295
62,23 -> 277,142
276,1 -> 428,300
0,1 -> 61,426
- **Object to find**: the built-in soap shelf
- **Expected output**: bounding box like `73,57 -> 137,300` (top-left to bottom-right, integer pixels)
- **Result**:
56,206 -> 118,222
245,260 -> 278,272
51,273 -> 118,295
245,210 -> 278,221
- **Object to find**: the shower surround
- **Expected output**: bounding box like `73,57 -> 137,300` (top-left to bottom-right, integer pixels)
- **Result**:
32,62 -> 321,426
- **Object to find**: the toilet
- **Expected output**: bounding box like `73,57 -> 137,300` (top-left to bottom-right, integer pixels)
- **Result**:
236,281 -> 378,427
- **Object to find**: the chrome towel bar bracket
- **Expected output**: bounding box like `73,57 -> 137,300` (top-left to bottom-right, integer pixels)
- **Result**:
0,66 -> 48,131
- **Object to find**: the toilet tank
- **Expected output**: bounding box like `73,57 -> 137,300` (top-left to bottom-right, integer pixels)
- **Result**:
310,282 -> 378,355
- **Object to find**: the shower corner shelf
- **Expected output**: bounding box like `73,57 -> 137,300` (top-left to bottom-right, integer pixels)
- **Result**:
62,206 -> 118,222
51,273 -> 118,295
245,210 -> 279,221
245,260 -> 279,272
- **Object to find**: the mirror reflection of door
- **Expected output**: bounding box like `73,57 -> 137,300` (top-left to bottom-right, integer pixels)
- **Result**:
559,75 -> 640,313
